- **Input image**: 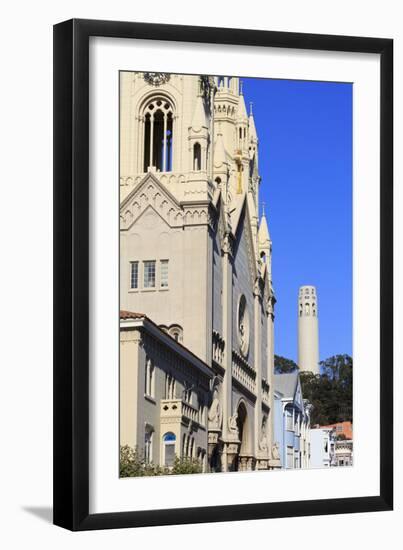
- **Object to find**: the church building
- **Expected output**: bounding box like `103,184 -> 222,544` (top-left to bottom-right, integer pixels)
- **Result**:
119,72 -> 279,473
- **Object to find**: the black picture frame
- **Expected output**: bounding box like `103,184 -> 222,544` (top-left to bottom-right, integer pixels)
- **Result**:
53,18 -> 393,531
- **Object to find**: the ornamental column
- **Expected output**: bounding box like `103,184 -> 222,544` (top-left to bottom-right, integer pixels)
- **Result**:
220,232 -> 235,472
253,279 -> 262,468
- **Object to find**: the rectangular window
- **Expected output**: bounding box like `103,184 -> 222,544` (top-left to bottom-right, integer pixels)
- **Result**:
286,413 -> 294,431
130,261 -> 139,289
165,443 -> 175,467
143,260 -> 156,288
160,259 -> 169,288
286,446 -> 293,468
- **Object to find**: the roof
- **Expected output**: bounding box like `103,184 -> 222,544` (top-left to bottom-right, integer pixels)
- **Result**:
120,310 -> 145,320
274,372 -> 299,399
119,310 -> 213,378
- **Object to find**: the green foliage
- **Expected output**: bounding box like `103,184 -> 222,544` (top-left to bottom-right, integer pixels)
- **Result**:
299,354 -> 353,426
274,355 -> 299,374
119,445 -> 202,478
171,456 -> 203,475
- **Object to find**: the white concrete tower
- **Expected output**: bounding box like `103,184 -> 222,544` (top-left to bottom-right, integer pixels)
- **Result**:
298,285 -> 320,374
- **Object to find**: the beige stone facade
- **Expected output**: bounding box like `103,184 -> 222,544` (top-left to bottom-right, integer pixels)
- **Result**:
119,72 -> 277,472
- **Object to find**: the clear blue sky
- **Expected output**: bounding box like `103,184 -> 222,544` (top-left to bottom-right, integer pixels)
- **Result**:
243,78 -> 352,363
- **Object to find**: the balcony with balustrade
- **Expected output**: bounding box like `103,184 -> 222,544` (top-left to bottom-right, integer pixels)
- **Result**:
232,351 -> 256,395
160,398 -> 205,429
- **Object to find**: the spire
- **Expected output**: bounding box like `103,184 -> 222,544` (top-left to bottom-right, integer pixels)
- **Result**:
258,207 -> 271,248
249,103 -> 258,143
214,126 -> 228,168
190,93 -> 208,132
236,89 -> 248,123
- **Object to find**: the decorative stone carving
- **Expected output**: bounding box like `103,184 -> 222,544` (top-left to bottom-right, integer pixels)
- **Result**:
228,413 -> 239,436
143,72 -> 171,86
208,387 -> 222,430
272,442 -> 280,461
259,417 -> 268,451
237,294 -> 250,358
222,232 -> 234,257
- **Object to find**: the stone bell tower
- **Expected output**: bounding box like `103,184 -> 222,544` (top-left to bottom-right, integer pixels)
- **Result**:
298,285 -> 320,374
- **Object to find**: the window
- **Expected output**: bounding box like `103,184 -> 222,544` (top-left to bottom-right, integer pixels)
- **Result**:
168,325 -> 183,342
295,416 -> 300,436
144,358 -> 154,397
183,385 -> 192,404
286,446 -> 293,468
143,98 -> 173,172
144,427 -> 153,464
165,373 -> 176,399
160,260 -> 169,288
130,261 -> 139,289
144,260 -> 156,288
286,411 -> 294,431
193,142 -> 201,171
163,432 -> 176,467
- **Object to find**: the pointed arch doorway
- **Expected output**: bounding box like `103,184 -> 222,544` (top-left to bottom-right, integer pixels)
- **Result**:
235,401 -> 251,471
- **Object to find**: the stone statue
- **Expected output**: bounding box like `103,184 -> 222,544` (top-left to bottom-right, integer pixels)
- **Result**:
272,442 -> 280,461
259,418 -> 268,451
228,413 -> 239,436
208,387 -> 222,429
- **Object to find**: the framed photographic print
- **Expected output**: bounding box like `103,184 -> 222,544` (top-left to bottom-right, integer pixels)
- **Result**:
53,19 -> 393,530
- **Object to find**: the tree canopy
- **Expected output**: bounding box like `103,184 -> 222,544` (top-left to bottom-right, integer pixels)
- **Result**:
299,354 -> 353,426
274,355 -> 299,374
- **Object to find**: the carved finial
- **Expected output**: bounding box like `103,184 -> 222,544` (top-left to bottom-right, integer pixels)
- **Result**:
249,101 -> 253,115
262,201 -> 266,217
240,80 -> 243,95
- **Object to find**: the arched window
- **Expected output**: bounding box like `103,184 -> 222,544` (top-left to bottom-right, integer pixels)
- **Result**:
193,142 -> 201,171
144,357 -> 154,397
168,324 -> 183,343
144,425 -> 154,464
198,396 -> 205,425
165,373 -> 176,399
143,98 -> 174,172
163,432 -> 176,467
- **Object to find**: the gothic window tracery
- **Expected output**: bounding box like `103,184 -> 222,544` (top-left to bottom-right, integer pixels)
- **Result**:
143,98 -> 174,172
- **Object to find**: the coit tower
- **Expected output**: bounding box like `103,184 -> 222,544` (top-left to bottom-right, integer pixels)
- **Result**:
298,285 -> 320,374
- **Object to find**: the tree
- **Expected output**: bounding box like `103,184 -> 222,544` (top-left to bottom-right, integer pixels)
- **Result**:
299,354 -> 352,426
274,355 -> 299,374
320,354 -> 352,381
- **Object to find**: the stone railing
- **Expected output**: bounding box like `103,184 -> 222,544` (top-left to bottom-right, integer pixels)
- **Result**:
160,398 -> 201,425
261,378 -> 270,407
212,330 -> 225,366
232,351 -> 256,394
